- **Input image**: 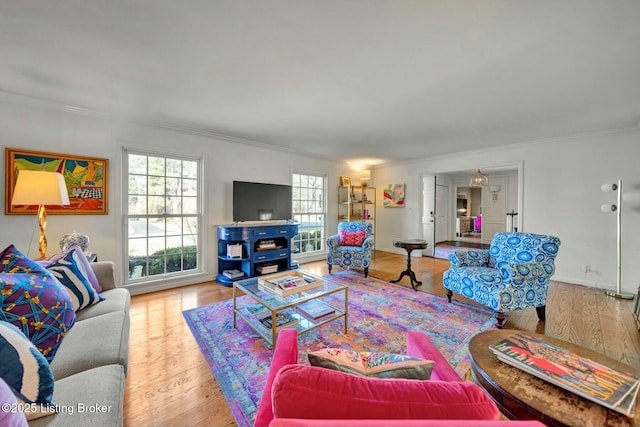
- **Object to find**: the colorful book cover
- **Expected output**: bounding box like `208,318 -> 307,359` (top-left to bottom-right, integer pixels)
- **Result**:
297,299 -> 335,320
258,310 -> 298,330
490,333 -> 640,416
245,303 -> 269,317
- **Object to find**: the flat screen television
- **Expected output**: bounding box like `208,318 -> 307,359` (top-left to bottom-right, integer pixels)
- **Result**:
233,181 -> 293,222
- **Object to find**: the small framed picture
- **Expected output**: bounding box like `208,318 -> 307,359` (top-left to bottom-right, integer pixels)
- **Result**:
340,176 -> 351,186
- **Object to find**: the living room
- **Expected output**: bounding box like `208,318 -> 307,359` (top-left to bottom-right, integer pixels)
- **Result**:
2,1 -> 640,427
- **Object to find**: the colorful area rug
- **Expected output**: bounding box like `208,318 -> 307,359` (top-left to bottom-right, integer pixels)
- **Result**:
183,270 -> 497,427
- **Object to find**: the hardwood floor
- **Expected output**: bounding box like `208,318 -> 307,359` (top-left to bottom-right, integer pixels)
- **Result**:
123,250 -> 640,426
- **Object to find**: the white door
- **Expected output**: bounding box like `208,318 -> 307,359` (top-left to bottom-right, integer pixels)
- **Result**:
435,183 -> 448,243
422,175 -> 435,257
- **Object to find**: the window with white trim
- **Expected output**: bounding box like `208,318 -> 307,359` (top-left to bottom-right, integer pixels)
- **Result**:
124,150 -> 201,282
292,173 -> 325,255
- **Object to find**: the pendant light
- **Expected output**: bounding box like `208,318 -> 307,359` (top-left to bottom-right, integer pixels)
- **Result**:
470,169 -> 489,187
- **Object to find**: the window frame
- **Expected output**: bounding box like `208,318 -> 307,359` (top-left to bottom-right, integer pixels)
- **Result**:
122,148 -> 204,285
291,172 -> 326,259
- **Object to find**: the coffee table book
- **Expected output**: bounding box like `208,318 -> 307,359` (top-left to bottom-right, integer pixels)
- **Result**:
258,271 -> 322,297
297,299 -> 335,320
489,332 -> 640,417
222,269 -> 245,279
258,310 -> 298,330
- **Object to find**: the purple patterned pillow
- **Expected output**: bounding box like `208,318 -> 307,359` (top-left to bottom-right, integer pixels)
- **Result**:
0,245 -> 76,362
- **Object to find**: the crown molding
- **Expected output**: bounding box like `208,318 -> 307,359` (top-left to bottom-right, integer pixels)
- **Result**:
0,89 -> 339,163
377,122 -> 640,169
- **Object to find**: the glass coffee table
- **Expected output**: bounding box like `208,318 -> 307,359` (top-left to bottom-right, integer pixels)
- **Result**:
233,271 -> 348,347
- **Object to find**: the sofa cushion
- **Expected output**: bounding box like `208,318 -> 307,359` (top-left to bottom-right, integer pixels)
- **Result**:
272,365 -> 500,421
46,246 -> 104,311
0,321 -> 56,421
74,288 -> 130,322
28,365 -> 125,427
308,348 -> 434,379
338,230 -> 366,246
49,311 -> 129,380
0,245 -> 76,362
0,377 -> 28,427
42,245 -> 102,293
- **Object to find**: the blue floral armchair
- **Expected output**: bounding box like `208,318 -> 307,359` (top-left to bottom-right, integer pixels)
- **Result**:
327,222 -> 374,277
443,232 -> 561,328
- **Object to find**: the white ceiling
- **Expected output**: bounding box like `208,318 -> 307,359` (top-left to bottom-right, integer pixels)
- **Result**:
1,1 -> 639,165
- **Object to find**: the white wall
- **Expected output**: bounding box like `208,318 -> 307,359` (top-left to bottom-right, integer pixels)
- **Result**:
3,93 -> 639,295
373,129 -> 640,294
0,94 -> 350,293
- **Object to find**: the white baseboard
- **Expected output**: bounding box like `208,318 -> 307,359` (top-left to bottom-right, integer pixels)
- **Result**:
125,272 -> 215,295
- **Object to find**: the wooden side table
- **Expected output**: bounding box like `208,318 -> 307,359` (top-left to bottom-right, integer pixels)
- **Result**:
390,239 -> 428,291
469,329 -> 640,427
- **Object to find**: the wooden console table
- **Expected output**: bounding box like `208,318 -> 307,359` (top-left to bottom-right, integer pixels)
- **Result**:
469,329 -> 640,427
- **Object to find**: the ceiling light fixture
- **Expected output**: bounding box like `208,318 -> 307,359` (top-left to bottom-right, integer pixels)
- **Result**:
469,169 -> 489,187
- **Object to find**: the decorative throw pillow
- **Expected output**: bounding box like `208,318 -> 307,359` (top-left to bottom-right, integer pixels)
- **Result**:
43,244 -> 102,293
46,246 -> 104,311
0,376 -> 28,427
272,364 -> 500,421
0,245 -> 76,362
0,321 -> 56,421
338,230 -> 366,246
308,348 -> 434,379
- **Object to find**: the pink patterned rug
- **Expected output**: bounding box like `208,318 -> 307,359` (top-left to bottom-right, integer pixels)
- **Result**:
183,270 -> 497,427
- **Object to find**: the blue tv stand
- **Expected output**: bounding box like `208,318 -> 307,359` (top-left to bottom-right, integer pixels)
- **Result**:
216,223 -> 299,286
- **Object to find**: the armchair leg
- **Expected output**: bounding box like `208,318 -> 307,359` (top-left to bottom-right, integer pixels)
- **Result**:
327,264 -> 332,274
364,267 -> 369,278
495,312 -> 506,329
446,290 -> 452,303
536,305 -> 546,322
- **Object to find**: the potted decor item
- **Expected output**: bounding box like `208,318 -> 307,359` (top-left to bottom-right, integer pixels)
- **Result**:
59,231 -> 90,254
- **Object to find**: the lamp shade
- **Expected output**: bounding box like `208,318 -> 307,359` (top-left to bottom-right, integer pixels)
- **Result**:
601,183 -> 618,193
11,170 -> 70,206
359,169 -> 371,186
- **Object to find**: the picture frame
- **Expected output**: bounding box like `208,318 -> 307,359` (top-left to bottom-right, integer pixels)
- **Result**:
5,148 -> 109,215
383,183 -> 405,207
340,176 -> 351,186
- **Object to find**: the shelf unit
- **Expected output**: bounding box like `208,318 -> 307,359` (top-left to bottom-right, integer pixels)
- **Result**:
338,185 -> 376,245
216,223 -> 299,286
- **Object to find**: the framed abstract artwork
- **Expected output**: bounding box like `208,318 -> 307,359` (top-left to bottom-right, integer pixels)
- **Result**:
5,148 -> 109,215
383,184 -> 405,207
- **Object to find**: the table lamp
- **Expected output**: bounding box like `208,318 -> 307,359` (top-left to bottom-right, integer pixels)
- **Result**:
11,170 -> 70,259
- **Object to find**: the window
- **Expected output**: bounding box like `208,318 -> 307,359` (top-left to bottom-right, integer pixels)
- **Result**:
292,173 -> 325,255
124,150 -> 201,282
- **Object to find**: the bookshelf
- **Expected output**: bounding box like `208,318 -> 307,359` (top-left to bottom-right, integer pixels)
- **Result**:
338,184 -> 376,246
216,223 -> 299,286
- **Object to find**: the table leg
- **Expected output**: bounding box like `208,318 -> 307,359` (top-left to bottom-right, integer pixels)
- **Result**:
391,248 -> 422,291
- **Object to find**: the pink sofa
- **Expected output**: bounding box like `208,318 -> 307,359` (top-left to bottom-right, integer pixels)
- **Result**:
254,329 -> 545,427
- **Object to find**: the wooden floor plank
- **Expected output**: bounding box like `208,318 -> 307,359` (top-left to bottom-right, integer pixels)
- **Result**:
123,251 -> 640,427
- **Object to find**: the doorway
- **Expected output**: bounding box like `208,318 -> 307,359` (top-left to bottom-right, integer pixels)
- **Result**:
454,186 -> 482,244
422,164 -> 523,260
